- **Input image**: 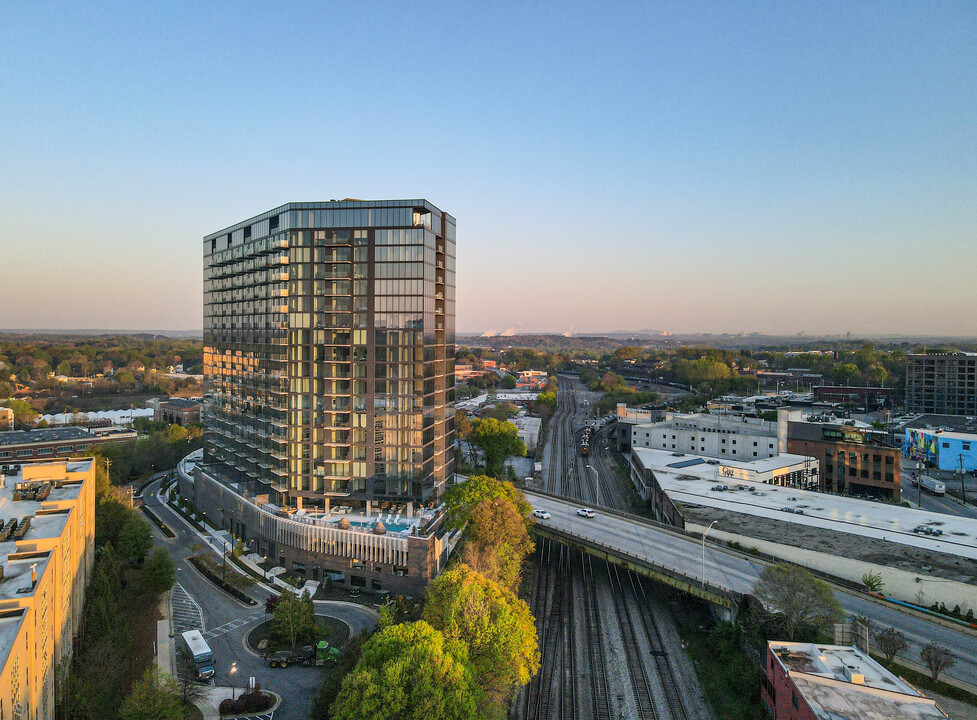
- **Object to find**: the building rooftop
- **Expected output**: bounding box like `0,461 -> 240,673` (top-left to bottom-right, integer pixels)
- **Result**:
0,426 -> 94,447
895,414 -> 977,435
159,397 -> 202,409
770,642 -> 946,720
633,446 -> 977,561
0,459 -> 93,669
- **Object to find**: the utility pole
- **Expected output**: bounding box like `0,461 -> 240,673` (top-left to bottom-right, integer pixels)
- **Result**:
960,454 -> 967,505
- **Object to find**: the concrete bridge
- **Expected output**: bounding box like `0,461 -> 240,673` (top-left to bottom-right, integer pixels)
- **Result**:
525,491 -> 763,618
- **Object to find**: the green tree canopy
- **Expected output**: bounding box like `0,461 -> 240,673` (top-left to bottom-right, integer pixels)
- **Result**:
469,418 -> 526,478
753,564 -> 843,640
463,497 -> 535,592
444,475 -> 532,530
118,664 -> 182,720
423,564 -> 540,696
117,515 -> 154,564
330,621 -> 482,720
140,548 -> 176,596
271,589 -> 318,648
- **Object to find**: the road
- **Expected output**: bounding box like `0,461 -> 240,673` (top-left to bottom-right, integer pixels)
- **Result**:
527,492 -> 763,595
525,491 -> 977,687
141,474 -> 377,720
902,470 -> 977,519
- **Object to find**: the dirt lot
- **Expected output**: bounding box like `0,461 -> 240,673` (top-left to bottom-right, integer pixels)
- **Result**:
682,503 -> 977,584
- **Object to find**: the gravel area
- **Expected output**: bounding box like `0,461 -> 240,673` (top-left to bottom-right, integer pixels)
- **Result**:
682,503 -> 977,584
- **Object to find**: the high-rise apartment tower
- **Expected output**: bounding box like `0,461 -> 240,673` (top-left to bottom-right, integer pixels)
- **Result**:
203,200 -> 456,513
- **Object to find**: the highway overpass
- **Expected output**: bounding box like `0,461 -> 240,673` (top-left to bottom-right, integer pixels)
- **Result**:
526,491 -> 763,618
524,490 -> 977,688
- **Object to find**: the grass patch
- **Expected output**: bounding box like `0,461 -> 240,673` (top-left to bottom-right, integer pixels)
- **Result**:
727,539 -> 763,557
876,657 -> 977,706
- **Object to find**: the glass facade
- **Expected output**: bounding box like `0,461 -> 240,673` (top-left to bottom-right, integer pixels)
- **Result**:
203,200 -> 455,509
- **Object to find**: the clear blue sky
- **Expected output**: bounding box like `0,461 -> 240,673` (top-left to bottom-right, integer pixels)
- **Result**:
1,1 -> 975,335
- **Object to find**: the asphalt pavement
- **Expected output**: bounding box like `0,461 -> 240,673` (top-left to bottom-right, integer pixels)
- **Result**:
140,474 -> 378,720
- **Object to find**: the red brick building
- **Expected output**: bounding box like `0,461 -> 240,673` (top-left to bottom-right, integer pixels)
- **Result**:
155,397 -> 202,425
762,642 -> 946,720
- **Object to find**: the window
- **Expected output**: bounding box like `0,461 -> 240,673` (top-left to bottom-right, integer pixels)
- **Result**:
792,692 -> 799,710
350,575 -> 366,588
37,448 -> 54,456
943,442 -> 950,448
16,449 -> 32,457
0,452 -> 10,459
57,445 -> 72,453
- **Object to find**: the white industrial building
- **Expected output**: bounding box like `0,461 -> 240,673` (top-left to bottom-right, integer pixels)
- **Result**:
629,412 -> 780,461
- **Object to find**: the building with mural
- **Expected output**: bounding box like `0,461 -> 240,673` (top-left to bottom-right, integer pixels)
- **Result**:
905,427 -> 977,473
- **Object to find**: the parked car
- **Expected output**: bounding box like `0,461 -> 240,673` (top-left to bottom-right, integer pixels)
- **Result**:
532,509 -> 552,520
576,508 -> 596,519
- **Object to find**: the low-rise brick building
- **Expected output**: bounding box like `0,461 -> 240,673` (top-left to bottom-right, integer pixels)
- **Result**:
761,641 -> 946,720
154,397 -> 202,425
0,426 -> 136,464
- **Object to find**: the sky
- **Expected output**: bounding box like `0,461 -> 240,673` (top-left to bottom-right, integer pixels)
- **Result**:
1,1 -> 975,337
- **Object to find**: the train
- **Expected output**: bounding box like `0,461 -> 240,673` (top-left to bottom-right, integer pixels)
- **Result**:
919,476 -> 946,496
580,426 -> 592,456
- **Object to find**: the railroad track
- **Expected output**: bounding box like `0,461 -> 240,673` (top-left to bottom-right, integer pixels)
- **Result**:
524,539 -> 577,720
628,572 -> 688,720
606,563 -> 660,719
580,552 -> 613,720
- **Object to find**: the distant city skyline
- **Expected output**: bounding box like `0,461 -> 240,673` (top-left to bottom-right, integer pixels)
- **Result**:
2,2 -> 975,335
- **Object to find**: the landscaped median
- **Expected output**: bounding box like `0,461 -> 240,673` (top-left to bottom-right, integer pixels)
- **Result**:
188,554 -> 258,606
140,504 -> 176,538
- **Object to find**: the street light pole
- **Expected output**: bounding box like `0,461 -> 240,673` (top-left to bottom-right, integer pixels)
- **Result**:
586,464 -> 599,507
230,661 -> 237,700
701,520 -> 718,588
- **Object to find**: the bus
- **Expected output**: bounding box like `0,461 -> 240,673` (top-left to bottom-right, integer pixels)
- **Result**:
180,630 -> 215,681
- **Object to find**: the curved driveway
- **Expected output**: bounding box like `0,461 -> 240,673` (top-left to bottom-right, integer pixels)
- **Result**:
141,475 -> 378,720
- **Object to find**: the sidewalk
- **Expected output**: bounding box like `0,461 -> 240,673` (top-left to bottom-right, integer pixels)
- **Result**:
156,590 -> 175,676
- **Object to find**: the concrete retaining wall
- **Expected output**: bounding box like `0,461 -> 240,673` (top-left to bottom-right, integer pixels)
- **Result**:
689,522 -> 975,613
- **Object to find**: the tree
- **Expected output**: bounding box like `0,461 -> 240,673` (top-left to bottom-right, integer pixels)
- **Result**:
469,418 -> 526,479
534,391 -> 556,409
117,515 -> 154,563
330,621 -> 482,720
443,475 -> 532,531
118,664 -> 182,720
483,402 -> 518,422
919,643 -> 955,682
56,360 -> 72,376
874,628 -> 908,665
115,370 -> 137,386
0,399 -> 37,428
500,374 -> 517,389
270,589 -> 317,648
423,564 -> 539,704
861,571 -> 884,593
140,548 -> 176,596
177,656 -> 209,709
752,564 -> 843,640
464,497 -> 534,591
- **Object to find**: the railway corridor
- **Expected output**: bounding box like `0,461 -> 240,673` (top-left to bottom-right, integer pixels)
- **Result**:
518,539 -> 711,720
522,377 -> 712,720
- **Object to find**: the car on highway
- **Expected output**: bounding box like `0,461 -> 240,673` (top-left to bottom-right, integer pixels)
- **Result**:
532,509 -> 552,520
576,508 -> 596,518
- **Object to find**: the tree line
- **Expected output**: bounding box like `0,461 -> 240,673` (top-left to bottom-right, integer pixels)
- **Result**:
313,475 -> 541,719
